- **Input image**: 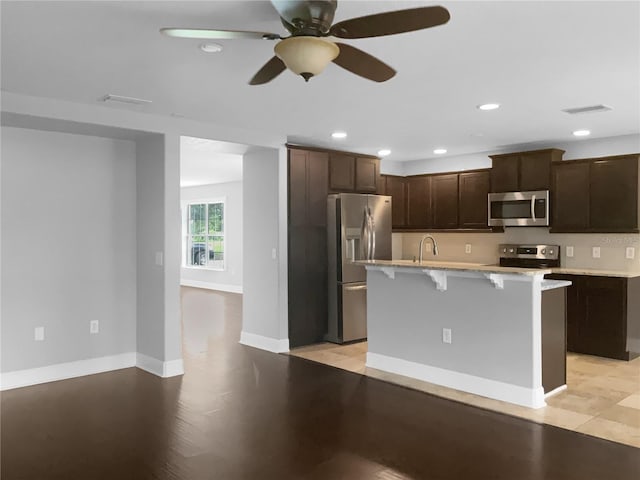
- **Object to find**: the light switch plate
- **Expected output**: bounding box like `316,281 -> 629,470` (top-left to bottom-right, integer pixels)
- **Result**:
90,320 -> 99,334
155,252 -> 163,266
626,247 -> 635,259
465,244 -> 472,254
592,247 -> 601,259
442,328 -> 452,344
566,246 -> 574,258
34,326 -> 45,341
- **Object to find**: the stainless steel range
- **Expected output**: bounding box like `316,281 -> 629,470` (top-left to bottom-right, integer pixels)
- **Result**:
499,244 -> 560,269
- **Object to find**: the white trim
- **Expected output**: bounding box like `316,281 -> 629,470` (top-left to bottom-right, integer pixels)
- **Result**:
136,353 -> 184,378
0,353 -> 137,391
544,384 -> 567,399
366,352 -> 546,409
627,337 -> 640,354
180,278 -> 243,294
240,331 -> 289,353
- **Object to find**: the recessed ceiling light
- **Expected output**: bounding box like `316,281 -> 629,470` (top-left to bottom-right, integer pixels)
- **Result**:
378,149 -> 391,157
573,129 -> 591,137
477,103 -> 500,111
199,42 -> 223,53
331,131 -> 347,139
434,148 -> 447,154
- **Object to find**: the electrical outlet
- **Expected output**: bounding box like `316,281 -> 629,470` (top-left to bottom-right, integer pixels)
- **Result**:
442,328 -> 452,344
34,326 -> 45,341
271,248 -> 277,260
155,252 -> 163,266
90,320 -> 99,334
626,247 -> 635,260
566,246 -> 574,258
465,244 -> 472,254
592,247 -> 601,259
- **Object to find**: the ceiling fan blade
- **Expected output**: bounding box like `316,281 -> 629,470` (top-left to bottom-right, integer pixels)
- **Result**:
330,6 -> 450,39
249,56 -> 287,85
160,28 -> 281,40
332,43 -> 395,82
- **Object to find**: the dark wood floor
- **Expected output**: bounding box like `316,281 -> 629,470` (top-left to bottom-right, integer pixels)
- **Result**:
2,287 -> 638,479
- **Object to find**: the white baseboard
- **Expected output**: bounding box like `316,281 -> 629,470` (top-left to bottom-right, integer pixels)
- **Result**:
0,352 -> 137,391
544,384 -> 567,398
181,278 -> 243,294
0,352 -> 186,391
240,331 -> 289,353
366,352 -> 546,409
136,353 -> 184,378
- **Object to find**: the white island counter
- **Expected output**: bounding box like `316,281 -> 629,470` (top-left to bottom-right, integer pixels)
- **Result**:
357,260 -> 570,408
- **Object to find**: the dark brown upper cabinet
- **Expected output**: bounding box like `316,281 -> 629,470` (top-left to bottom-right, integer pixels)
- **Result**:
406,175 -> 432,229
432,174 -> 459,229
382,175 -> 407,228
552,154 -> 639,233
355,157 -> 379,192
329,153 -> 380,193
590,155 -> 638,232
551,161 -> 590,232
458,170 -> 491,229
490,148 -> 564,193
329,153 -> 355,191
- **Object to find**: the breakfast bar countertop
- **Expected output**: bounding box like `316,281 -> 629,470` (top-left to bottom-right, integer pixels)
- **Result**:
355,260 -> 640,279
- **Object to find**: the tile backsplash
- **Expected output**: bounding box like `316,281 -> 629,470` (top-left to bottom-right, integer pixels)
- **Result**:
397,228 -> 640,273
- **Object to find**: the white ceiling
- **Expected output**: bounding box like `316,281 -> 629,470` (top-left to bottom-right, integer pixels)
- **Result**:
180,136 -> 244,187
1,1 -> 639,162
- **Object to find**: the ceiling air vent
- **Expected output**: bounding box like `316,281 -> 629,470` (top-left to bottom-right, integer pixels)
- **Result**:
100,94 -> 152,105
562,104 -> 612,115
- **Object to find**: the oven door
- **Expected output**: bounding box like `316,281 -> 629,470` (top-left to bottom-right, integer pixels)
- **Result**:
488,190 -> 550,226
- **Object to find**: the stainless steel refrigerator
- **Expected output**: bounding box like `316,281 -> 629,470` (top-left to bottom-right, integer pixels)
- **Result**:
327,193 -> 392,344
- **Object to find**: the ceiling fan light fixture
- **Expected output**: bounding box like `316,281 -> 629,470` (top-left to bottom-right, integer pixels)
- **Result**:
274,36 -> 339,81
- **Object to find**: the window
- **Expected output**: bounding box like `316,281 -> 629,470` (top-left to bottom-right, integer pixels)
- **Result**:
184,201 -> 225,270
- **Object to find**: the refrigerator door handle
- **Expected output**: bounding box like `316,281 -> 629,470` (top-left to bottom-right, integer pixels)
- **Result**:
369,207 -> 376,260
360,207 -> 369,260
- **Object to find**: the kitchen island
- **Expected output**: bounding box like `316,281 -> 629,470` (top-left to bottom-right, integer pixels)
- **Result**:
358,260 -> 571,408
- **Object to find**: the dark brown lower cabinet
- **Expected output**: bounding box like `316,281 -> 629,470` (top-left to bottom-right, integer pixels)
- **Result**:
541,287 -> 567,393
546,274 -> 640,360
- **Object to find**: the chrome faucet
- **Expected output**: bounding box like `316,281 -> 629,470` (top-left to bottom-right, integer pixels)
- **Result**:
419,235 -> 439,262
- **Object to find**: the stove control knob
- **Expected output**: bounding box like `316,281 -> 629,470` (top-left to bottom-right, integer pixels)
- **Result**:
503,248 -> 507,253
509,248 -> 514,253
542,248 -> 546,254
549,249 -> 554,255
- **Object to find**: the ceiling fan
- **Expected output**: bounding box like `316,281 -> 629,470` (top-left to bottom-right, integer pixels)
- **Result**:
160,1 -> 450,85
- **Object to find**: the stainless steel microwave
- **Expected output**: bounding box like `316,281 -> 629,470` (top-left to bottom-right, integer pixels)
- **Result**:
488,190 -> 550,227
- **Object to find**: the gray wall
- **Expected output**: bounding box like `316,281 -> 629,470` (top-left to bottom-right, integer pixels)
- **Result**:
1,126 -> 137,372
242,148 -> 283,339
136,134 -> 168,361
367,269 -> 537,388
180,181 -> 243,289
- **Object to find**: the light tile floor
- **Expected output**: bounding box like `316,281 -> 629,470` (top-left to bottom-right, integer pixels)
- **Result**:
289,342 -> 640,448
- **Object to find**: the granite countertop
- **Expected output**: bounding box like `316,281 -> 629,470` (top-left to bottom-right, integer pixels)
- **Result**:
355,259 -> 551,276
549,267 -> 640,278
355,260 -> 640,279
